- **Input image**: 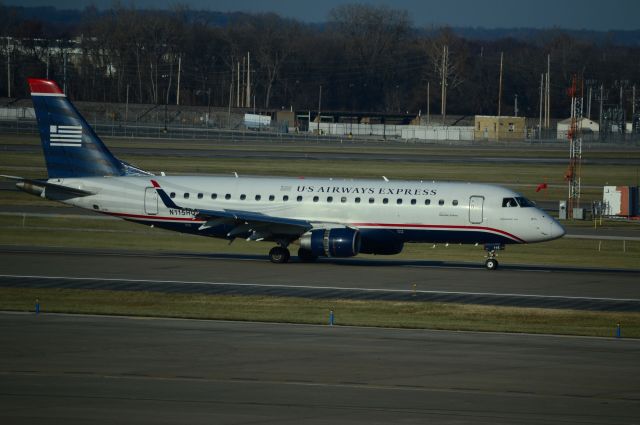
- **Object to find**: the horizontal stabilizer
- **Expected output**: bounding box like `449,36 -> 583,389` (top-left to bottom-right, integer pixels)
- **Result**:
1,175 -> 94,197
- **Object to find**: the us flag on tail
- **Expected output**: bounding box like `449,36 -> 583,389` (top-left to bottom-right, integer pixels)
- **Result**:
49,125 -> 82,147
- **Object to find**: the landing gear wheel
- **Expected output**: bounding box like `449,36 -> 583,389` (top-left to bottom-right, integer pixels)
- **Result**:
297,248 -> 318,263
485,258 -> 499,270
269,246 -> 290,264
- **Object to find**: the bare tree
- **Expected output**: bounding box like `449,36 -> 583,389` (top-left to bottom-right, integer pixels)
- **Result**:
328,4 -> 411,111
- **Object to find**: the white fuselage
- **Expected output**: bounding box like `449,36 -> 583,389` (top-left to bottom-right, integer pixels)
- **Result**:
46,175 -> 565,246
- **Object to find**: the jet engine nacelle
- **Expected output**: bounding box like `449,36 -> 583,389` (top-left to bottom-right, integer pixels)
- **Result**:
299,228 -> 361,258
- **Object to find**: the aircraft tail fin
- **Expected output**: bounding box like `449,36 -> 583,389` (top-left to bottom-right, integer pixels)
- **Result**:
28,78 -> 151,178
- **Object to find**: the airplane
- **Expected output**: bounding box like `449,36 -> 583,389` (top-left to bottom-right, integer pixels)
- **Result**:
3,78 -> 565,270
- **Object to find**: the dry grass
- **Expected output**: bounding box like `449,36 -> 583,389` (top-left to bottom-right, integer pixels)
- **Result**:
1,287 -> 637,338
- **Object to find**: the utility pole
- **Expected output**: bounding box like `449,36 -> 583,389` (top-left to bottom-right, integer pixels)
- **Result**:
441,45 -> 448,125
514,94 -> 518,117
427,81 -> 430,125
228,82 -> 232,128
236,60 -> 240,108
497,51 -> 503,117
599,84 -> 604,131
633,85 -> 636,117
539,73 -> 544,138
241,56 -> 246,108
6,51 -> 10,98
546,54 -> 550,128
317,84 -> 322,134
620,85 -> 624,108
587,85 -> 592,119
246,52 -> 251,109
207,87 -> 211,125
125,84 -> 130,124
63,50 -> 67,93
176,55 -> 181,105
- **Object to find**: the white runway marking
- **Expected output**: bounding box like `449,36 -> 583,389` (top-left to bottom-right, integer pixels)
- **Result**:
1,273 -> 639,303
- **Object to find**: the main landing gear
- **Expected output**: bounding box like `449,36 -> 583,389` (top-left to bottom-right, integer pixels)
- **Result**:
269,246 -> 319,264
269,246 -> 290,263
483,243 -> 504,270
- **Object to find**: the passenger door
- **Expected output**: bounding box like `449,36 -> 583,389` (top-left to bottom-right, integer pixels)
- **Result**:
469,196 -> 484,224
144,187 -> 158,215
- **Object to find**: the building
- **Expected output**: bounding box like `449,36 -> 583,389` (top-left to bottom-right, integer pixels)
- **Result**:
603,186 -> 639,217
474,116 -> 526,141
556,117 -> 599,140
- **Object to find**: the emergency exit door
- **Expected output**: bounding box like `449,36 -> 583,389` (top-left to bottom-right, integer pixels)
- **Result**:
469,196 -> 484,224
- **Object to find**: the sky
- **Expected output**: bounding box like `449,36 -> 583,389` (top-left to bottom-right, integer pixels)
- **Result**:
6,0 -> 640,31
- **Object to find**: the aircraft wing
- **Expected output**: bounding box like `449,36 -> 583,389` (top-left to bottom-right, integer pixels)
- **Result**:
150,179 -> 312,240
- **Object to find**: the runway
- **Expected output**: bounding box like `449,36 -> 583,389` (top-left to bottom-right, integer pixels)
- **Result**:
1,312 -> 639,424
1,247 -> 639,311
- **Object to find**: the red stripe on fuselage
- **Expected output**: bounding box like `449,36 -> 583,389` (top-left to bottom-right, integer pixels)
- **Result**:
352,222 -> 525,243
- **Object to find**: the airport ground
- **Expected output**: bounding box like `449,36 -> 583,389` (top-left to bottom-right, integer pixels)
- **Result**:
2,134 -> 640,422
2,312 -> 640,425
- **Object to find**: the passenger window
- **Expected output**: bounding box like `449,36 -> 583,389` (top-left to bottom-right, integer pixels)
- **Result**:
225,194 -> 231,200
397,199 -> 402,205
369,198 -> 375,204
283,195 -> 289,202
327,196 -> 333,203
502,197 -> 517,207
170,192 -> 176,199
240,194 -> 246,200
425,199 -> 431,205
383,198 -> 389,204
211,193 -> 217,200
297,196 -> 303,202
269,195 -> 275,201
438,199 -> 444,206
341,197 -> 347,203
452,200 -> 458,206
411,199 -> 417,205
355,197 -> 361,203
313,196 -> 319,202
255,195 -> 261,201
184,193 -> 190,199
197,193 -> 203,199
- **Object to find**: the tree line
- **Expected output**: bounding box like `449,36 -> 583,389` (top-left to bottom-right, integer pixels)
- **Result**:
1,4 -> 638,120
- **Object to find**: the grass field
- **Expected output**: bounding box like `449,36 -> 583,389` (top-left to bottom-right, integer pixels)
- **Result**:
1,288 -> 638,338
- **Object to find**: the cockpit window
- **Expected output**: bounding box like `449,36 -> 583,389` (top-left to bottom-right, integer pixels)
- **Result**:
502,197 -> 518,207
515,197 -> 535,207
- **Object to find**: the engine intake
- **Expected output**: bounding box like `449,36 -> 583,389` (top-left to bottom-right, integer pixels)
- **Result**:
299,228 -> 361,258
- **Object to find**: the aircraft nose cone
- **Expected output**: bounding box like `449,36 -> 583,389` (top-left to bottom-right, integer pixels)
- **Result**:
550,219 -> 566,239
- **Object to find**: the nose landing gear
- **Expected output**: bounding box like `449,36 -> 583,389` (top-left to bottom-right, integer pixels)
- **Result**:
483,243 -> 504,270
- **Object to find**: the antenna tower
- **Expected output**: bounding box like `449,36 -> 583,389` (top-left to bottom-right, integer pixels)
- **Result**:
565,75 -> 583,218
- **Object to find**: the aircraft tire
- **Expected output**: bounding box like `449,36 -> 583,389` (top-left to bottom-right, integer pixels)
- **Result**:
485,258 -> 499,270
269,246 -> 290,264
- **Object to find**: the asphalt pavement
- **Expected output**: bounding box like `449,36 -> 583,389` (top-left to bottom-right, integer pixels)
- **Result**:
2,312 -> 639,424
